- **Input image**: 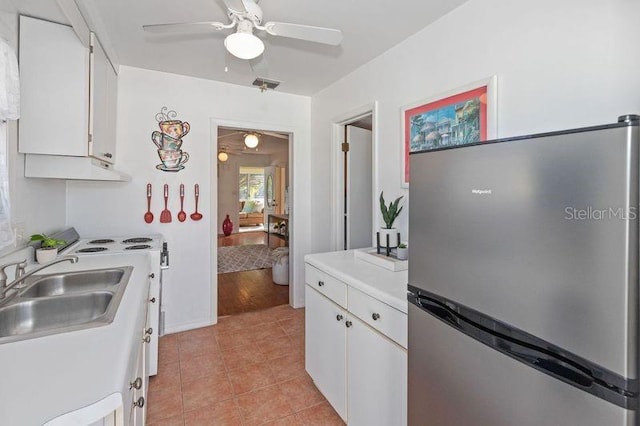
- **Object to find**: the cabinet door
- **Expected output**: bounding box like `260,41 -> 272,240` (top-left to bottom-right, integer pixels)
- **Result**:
347,315 -> 407,426
305,285 -> 347,421
90,33 -> 117,164
19,16 -> 89,156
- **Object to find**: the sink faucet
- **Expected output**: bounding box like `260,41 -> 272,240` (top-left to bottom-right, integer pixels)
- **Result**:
0,259 -> 27,290
0,255 -> 79,301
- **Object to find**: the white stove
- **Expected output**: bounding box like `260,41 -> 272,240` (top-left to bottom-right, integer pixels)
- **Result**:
70,235 -> 164,255
55,228 -> 168,377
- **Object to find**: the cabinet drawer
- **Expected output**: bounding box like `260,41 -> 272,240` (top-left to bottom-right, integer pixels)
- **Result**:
348,286 -> 407,348
305,264 -> 347,308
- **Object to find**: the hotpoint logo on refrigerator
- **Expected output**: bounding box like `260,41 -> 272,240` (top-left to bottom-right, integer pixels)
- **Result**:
471,189 -> 493,195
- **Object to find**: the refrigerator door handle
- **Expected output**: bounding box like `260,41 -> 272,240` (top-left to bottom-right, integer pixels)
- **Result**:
510,351 -> 593,388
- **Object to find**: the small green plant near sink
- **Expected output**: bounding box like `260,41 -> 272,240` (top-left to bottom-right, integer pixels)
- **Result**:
30,234 -> 66,249
30,234 -> 66,263
398,243 -> 407,249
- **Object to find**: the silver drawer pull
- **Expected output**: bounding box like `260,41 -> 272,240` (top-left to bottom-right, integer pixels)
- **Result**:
318,281 -> 324,287
145,327 -> 153,335
104,153 -> 113,159
336,314 -> 343,321
143,335 -> 151,343
149,273 -> 155,278
129,377 -> 142,390
372,313 -> 381,321
345,320 -> 352,328
133,396 -> 145,408
150,297 -> 156,303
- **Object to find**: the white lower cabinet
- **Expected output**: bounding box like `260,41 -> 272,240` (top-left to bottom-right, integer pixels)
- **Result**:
305,284 -> 347,420
347,315 -> 407,425
305,261 -> 408,426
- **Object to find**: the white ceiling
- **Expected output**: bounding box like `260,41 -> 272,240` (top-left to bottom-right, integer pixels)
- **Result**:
0,0 -> 469,96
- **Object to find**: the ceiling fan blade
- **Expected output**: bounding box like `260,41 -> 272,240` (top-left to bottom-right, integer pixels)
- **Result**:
264,22 -> 343,45
143,22 -> 228,34
261,131 -> 288,140
218,131 -> 245,139
222,0 -> 247,14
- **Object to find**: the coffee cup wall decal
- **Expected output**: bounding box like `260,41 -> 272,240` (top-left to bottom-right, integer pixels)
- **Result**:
152,107 -> 190,173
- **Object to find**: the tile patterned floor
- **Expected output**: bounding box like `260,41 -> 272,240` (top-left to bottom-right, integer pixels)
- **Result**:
147,305 -> 344,426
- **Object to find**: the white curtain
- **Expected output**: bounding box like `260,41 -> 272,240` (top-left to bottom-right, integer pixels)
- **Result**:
0,37 -> 19,250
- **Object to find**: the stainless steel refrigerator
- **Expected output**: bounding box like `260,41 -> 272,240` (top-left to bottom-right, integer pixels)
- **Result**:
407,115 -> 639,426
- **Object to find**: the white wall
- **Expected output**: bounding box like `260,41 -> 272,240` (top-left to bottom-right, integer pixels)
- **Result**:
1,10 -> 66,250
310,0 -> 640,253
217,153 -> 272,234
66,66 -> 311,332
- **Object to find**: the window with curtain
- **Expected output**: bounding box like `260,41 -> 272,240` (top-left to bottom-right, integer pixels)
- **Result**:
0,122 -> 13,249
0,37 -> 20,249
239,167 -> 265,203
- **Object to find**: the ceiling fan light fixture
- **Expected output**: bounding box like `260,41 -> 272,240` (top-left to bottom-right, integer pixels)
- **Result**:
244,133 -> 259,148
224,31 -> 264,60
218,151 -> 229,162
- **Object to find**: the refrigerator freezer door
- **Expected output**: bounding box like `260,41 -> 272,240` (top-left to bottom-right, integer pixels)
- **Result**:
409,125 -> 639,378
408,303 -> 635,426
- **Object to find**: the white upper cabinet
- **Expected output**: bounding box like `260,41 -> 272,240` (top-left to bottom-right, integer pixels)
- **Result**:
19,16 -> 118,165
90,33 -> 117,164
19,16 -> 90,157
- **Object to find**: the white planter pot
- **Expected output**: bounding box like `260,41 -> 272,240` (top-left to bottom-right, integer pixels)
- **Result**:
378,228 -> 399,248
36,248 -> 57,263
397,247 -> 408,260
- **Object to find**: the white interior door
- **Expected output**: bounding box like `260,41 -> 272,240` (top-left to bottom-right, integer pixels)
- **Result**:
346,125 -> 373,249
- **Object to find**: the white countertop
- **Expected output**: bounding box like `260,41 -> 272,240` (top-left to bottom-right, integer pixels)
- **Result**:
0,253 -> 152,425
304,250 -> 408,313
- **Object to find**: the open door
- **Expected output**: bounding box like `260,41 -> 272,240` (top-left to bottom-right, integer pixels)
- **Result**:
345,125 -> 373,249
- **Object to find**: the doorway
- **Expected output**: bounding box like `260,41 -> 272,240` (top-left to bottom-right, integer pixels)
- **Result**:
215,126 -> 291,316
335,109 -> 376,251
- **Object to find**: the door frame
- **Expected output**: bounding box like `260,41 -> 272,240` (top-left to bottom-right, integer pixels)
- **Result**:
330,102 -> 379,252
210,118 -> 299,323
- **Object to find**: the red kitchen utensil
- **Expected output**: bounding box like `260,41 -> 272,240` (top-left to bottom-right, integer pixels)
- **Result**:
178,184 -> 186,222
160,184 -> 172,223
144,183 -> 154,223
190,183 -> 203,221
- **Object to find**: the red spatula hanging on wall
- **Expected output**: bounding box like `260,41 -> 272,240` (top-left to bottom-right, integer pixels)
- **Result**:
160,184 -> 172,223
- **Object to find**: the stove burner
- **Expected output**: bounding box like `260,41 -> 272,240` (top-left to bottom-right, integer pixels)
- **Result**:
125,244 -> 152,250
123,238 -> 153,244
89,239 -> 115,244
77,247 -> 108,253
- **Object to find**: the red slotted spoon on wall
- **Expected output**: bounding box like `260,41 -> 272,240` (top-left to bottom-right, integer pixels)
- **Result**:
144,183 -> 154,223
160,184 -> 172,223
190,183 -> 203,221
178,184 -> 186,222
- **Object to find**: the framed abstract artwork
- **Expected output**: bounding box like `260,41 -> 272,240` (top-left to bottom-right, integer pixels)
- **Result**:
401,76 -> 497,187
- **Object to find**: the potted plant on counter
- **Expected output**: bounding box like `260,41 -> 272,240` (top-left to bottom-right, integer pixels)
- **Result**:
379,192 -> 404,248
397,243 -> 409,260
30,234 -> 66,263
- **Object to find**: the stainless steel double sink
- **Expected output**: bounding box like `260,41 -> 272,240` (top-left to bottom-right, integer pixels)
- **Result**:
0,267 -> 133,344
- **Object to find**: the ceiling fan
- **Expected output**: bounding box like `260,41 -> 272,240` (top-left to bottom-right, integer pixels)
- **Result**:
143,0 -> 343,60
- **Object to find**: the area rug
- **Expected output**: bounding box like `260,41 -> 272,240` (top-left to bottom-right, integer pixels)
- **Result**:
218,244 -> 273,274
